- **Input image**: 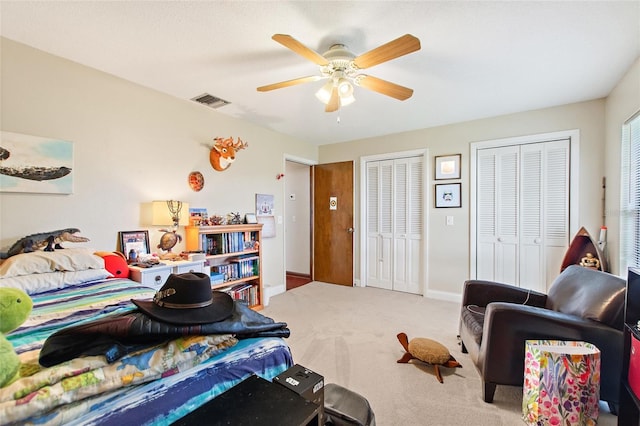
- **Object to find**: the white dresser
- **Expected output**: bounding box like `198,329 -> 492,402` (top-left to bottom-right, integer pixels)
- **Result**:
129,259 -> 204,290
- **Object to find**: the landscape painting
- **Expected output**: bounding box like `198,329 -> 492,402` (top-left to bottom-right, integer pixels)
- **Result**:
0,131 -> 73,194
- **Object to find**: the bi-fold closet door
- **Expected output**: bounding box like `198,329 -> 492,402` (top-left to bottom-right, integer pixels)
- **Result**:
366,156 -> 423,294
475,139 -> 570,292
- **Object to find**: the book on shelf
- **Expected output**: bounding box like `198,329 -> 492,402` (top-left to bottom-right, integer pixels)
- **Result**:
210,272 -> 225,285
211,257 -> 259,282
215,282 -> 258,306
200,232 -> 258,255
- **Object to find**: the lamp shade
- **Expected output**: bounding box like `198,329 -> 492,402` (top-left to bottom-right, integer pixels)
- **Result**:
151,200 -> 189,226
315,81 -> 334,104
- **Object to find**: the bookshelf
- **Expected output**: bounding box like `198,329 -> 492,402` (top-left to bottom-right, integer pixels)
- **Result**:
185,224 -> 263,310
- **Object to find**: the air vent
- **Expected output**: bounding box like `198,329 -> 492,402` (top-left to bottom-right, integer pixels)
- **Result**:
191,93 -> 231,109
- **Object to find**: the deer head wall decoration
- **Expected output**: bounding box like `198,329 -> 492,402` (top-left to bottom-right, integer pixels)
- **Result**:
208,136 -> 249,172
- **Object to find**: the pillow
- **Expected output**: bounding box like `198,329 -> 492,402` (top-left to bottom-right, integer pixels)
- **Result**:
0,269 -> 112,295
0,248 -> 104,278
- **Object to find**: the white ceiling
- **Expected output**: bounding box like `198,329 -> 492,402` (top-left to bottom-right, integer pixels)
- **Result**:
1,1 -> 639,145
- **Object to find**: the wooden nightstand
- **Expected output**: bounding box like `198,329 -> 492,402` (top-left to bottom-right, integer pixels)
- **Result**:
129,260 -> 204,290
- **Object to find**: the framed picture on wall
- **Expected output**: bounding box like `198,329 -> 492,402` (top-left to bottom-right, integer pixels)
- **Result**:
435,183 -> 461,208
434,154 -> 461,180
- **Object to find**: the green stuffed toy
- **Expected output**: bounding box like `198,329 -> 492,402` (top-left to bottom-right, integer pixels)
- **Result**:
0,288 -> 33,387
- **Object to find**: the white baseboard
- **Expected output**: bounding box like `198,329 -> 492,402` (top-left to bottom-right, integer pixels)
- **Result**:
264,284 -> 286,306
424,289 -> 462,304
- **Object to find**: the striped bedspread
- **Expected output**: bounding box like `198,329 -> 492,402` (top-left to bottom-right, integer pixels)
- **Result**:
2,278 -> 294,425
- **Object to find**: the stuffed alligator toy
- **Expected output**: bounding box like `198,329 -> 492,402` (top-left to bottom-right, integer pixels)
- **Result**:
3,228 -> 90,258
0,288 -> 33,387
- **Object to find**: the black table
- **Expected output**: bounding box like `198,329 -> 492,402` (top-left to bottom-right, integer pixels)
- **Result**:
171,375 -> 321,426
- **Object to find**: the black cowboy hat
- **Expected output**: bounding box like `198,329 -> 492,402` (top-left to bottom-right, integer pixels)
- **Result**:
132,272 -> 233,325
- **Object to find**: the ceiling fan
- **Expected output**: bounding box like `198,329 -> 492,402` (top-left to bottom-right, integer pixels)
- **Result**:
257,34 -> 421,112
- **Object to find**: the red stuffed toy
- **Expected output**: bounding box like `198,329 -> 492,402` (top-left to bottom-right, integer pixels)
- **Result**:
95,251 -> 130,279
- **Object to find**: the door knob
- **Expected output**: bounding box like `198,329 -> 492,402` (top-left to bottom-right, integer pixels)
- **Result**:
347,227 -> 354,233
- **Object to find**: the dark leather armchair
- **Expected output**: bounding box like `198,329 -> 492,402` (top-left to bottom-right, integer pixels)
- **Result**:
458,265 -> 625,408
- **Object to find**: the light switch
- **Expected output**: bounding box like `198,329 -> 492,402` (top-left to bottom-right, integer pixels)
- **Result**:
446,216 -> 454,226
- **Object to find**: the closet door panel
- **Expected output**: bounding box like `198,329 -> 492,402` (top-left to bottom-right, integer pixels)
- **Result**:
393,161 -> 409,291
495,147 -> 519,284
406,158 -> 424,295
476,150 -> 498,280
519,144 -> 544,290
378,161 -> 394,289
366,161 -> 392,289
543,139 -> 570,288
477,146 -> 519,283
393,158 -> 423,294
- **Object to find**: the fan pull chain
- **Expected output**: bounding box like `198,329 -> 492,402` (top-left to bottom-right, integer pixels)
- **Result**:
337,115 -> 341,124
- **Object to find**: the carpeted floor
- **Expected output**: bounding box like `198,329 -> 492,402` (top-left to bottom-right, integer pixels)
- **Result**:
263,281 -> 617,426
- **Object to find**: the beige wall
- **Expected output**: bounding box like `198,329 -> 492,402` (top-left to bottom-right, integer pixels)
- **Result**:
0,38 -> 319,296
320,99 -> 608,298
3,36 -> 638,300
605,57 -> 640,275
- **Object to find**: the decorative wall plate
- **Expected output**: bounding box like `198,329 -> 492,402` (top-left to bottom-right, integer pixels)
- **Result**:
189,171 -> 204,192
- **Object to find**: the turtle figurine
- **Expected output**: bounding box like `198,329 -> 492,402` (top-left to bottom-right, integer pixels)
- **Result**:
396,332 -> 461,383
158,229 -> 182,254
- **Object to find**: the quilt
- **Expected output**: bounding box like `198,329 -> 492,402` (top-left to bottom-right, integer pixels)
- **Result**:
2,278 -> 293,425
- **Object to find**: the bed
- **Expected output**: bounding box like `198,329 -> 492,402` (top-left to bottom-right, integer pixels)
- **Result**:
0,248 -> 293,426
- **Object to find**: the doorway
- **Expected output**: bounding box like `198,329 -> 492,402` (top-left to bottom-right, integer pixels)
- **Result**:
285,160 -> 312,290
283,158 -> 355,288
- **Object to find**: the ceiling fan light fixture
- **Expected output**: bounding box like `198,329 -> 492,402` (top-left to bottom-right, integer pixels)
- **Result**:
315,81 -> 334,104
316,78 -> 356,107
337,79 -> 354,97
259,33 -> 421,112
337,79 -> 356,106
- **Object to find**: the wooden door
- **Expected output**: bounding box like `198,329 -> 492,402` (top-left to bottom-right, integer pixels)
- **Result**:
313,161 -> 354,286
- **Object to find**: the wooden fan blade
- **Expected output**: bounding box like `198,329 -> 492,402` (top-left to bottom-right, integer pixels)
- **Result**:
325,86 -> 340,112
356,75 -> 414,101
257,75 -> 323,92
272,34 -> 329,66
353,34 -> 420,69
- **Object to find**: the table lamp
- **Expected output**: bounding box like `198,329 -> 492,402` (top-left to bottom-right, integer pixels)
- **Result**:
152,200 -> 189,259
